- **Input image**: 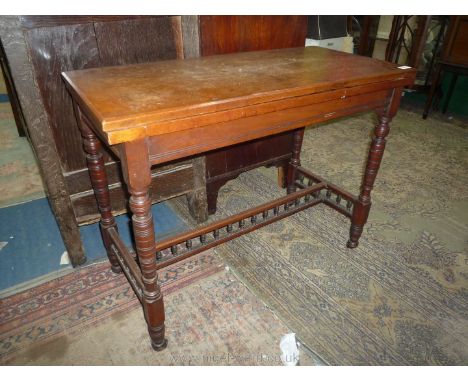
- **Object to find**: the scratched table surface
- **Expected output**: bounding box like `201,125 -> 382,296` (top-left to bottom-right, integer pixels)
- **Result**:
63,47 -> 415,136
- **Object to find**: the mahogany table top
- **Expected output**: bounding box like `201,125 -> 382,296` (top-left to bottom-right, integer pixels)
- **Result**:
63,46 -> 416,144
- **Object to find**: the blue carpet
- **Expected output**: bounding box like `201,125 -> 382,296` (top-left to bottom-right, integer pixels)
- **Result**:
0,94 -> 9,103
0,197 -> 186,291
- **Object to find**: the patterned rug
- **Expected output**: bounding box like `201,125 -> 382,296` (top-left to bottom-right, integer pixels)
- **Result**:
174,109 -> 468,365
0,250 -> 319,365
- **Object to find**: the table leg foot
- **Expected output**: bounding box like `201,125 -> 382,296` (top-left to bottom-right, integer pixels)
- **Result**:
347,224 -> 363,248
151,337 -> 168,352
346,241 -> 358,249
111,264 -> 123,274
145,298 -> 167,351
346,239 -> 359,249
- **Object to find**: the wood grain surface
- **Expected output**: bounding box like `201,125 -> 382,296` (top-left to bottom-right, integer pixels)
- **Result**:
63,46 -> 416,144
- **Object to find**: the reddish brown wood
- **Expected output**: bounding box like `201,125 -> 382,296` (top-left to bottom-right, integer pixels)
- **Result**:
155,182 -> 326,269
347,88 -> 402,248
297,167 -> 358,202
63,48 -> 415,141
440,16 -> 468,66
75,105 -> 121,273
154,165 -> 359,270
147,89 -> 390,164
107,227 -> 144,299
357,16 -> 380,57
120,139 -> 167,351
199,16 -> 307,56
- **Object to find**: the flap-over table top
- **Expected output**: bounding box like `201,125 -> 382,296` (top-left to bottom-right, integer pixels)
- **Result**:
62,46 -> 416,145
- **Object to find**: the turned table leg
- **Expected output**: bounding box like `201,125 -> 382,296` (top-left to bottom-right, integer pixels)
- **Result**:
121,139 -> 167,351
347,89 -> 401,248
286,127 -> 305,194
76,106 -> 121,273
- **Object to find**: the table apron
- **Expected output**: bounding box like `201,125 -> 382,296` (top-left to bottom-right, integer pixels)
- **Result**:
148,89 -> 389,165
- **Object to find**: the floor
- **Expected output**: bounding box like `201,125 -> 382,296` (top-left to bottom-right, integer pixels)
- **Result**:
1,250 -> 321,365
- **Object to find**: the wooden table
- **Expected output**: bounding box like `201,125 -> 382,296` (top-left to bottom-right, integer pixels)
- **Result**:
63,46 -> 416,351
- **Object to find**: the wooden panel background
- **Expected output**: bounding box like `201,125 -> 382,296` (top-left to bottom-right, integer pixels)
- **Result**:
200,16 -> 308,56
26,23 -> 101,171
199,16 -> 308,213
94,17 -> 183,66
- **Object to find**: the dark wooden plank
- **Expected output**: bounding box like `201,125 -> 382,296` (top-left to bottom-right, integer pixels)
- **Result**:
65,159 -> 192,195
26,16 -> 207,225
25,22 -> 103,172
443,16 -> 468,65
93,16 -> 182,66
0,39 -> 28,137
19,15 -> 162,29
0,16 -> 86,266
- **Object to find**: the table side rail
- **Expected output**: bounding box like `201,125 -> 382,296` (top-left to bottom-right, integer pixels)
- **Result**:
148,89 -> 389,165
154,181 -> 326,269
295,167 -> 359,218
153,165 -> 358,269
107,166 -> 358,283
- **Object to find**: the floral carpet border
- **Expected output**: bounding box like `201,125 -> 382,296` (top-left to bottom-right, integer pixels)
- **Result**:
0,250 -> 222,362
